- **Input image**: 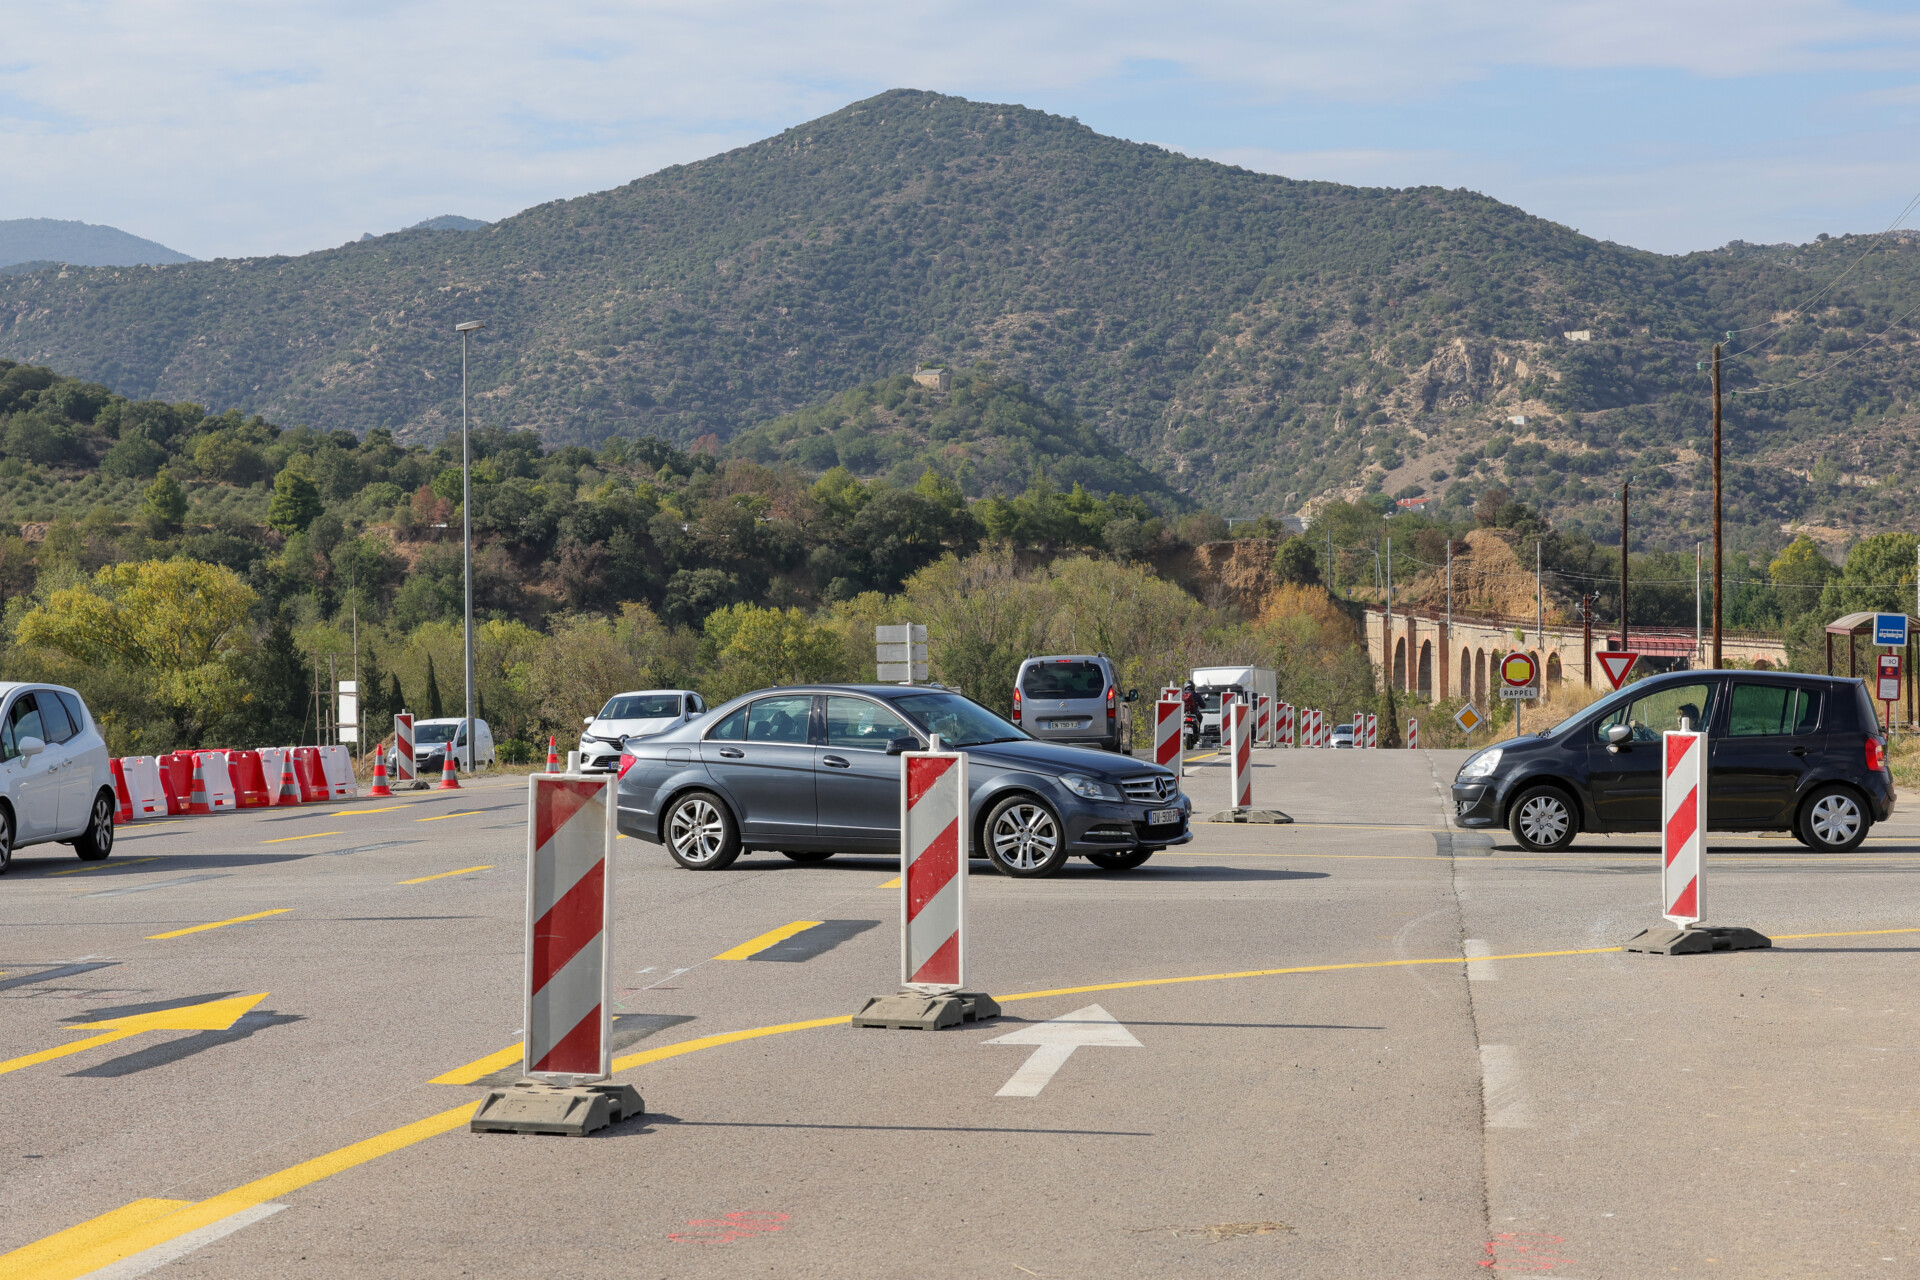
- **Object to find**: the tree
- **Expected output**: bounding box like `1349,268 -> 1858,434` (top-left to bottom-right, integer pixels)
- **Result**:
388,673 -> 405,719
702,603 -> 851,700
1274,537 -> 1321,586
1768,536 -> 1836,623
268,468 -> 323,534
424,653 -> 444,719
141,474 -> 188,534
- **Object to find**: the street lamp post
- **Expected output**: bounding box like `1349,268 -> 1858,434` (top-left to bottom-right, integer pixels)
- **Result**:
455,320 -> 485,773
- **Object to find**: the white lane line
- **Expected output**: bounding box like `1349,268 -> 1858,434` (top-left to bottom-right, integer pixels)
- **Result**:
1479,1044 -> 1533,1129
80,1202 -> 286,1278
1465,939 -> 1497,981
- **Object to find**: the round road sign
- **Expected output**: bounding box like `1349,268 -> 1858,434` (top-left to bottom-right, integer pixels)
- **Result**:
1500,652 -> 1537,689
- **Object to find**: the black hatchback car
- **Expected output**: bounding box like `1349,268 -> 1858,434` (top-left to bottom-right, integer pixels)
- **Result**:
1452,670 -> 1894,852
615,685 -> 1191,877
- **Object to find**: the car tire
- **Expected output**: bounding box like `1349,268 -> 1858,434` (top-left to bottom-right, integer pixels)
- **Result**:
74,790 -> 115,861
779,850 -> 834,864
1797,785 -> 1869,852
983,794 -> 1070,877
664,790 -> 741,870
0,805 -> 12,875
1507,784 -> 1578,852
1085,848 -> 1154,871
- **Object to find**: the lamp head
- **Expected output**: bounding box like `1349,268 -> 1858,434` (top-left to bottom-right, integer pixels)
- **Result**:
455,321 -> 485,333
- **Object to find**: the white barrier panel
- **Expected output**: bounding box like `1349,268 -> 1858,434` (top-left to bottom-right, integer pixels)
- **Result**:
1227,700 -> 1251,811
1662,730 -> 1705,927
318,745 -> 358,799
1279,702 -> 1294,748
194,752 -> 237,811
901,741 -> 969,991
119,756 -> 167,819
1352,711 -> 1364,746
1256,695 -> 1272,748
393,713 -> 416,784
257,747 -> 291,803
1366,713 -> 1378,749
524,773 -> 615,1079
1153,698 -> 1182,775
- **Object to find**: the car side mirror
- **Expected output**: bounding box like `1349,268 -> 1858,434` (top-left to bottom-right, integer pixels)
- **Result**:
885,737 -> 923,756
583,716 -> 594,725
1604,723 -> 1631,751
17,736 -> 44,757
1125,688 -> 1139,703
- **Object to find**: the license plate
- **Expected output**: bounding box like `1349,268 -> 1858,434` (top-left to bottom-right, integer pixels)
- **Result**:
1047,718 -> 1091,730
1147,808 -> 1181,826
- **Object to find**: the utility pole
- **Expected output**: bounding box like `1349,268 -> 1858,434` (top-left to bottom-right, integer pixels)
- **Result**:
1694,542 -> 1702,669
1535,540 -> 1543,647
1445,538 -> 1453,696
1619,480 -> 1630,652
1582,594 -> 1593,687
1327,526 -> 1335,595
1711,342 -> 1724,669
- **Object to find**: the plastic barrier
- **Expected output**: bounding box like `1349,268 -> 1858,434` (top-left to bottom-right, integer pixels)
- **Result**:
318,745 -> 357,799
157,753 -> 191,815
525,771 -> 616,1077
291,747 -> 330,802
1153,697 -> 1183,776
1353,711 -> 1364,746
393,713 -> 416,786
190,750 -> 237,812
1256,694 -> 1273,748
1366,713 -> 1378,749
1662,729 -> 1704,926
115,756 -> 167,820
1278,702 -> 1294,748
1227,700 -> 1252,812
109,759 -> 134,822
224,750 -> 271,807
900,738 -> 969,989
1408,719 -> 1418,750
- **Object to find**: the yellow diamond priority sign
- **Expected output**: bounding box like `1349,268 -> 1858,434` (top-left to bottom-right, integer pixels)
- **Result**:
1454,704 -> 1482,733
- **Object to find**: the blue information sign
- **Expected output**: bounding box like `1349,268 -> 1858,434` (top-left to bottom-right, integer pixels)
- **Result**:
1873,613 -> 1910,647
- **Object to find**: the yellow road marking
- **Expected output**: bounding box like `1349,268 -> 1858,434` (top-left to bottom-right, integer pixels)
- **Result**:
398,865 -> 492,885
146,909 -> 290,940
878,876 -> 901,889
336,806 -> 407,815
51,857 -> 161,876
714,920 -> 822,961
260,832 -> 344,844
14,923 -> 1916,1279
1,1200 -> 193,1275
429,1044 -> 524,1085
0,994 -> 268,1079
415,811 -> 485,823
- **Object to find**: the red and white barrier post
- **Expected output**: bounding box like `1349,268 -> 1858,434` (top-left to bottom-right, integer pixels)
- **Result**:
1366,713 -> 1378,749
471,766 -> 641,1136
853,735 -> 999,1030
392,713 -> 418,790
1154,695 -> 1183,778
1408,719 -> 1418,749
1228,699 -> 1252,811
1281,702 -> 1295,748
1623,725 -> 1769,954
1256,694 -> 1272,748
1352,711 -> 1364,745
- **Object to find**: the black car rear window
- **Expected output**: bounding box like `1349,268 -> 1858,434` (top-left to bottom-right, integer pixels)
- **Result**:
1021,662 -> 1105,698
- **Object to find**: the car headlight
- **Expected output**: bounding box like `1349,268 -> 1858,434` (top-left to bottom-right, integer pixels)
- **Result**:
1059,773 -> 1119,801
1458,749 -> 1503,780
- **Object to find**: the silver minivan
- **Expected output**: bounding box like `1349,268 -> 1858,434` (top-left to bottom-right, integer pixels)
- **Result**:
0,682 -> 116,872
1011,655 -> 1135,754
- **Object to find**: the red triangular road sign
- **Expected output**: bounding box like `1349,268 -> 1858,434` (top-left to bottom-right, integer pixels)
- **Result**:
1597,651 -> 1639,690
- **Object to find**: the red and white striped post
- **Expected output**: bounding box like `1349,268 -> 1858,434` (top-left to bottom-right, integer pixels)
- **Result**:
1154,696 -> 1183,778
901,739 -> 969,990
1352,710 -> 1364,745
1366,712 -> 1378,749
1408,719 -> 1419,749
1256,694 -> 1272,748
1311,708 -> 1324,748
392,712 -> 416,787
1662,729 -> 1704,927
522,772 -> 616,1079
1227,699 -> 1252,811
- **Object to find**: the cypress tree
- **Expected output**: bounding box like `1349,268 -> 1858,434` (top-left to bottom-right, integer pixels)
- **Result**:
425,655 -> 444,719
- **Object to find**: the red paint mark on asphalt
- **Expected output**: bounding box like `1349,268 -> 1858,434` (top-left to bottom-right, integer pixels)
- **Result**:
668,1211 -> 790,1244
1480,1233 -> 1574,1272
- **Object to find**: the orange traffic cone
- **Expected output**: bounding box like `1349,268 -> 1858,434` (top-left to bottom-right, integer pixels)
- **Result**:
275,749 -> 303,806
369,750 -> 391,798
437,751 -> 462,790
545,734 -> 560,770
186,754 -> 212,815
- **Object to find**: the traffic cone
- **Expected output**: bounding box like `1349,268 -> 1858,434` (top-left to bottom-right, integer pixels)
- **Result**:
545,734 -> 560,770
437,751 -> 462,790
275,749 -> 302,806
186,754 -> 212,815
369,751 -> 392,798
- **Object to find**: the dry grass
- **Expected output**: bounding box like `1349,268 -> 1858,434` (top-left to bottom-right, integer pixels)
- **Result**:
1482,680 -> 1606,744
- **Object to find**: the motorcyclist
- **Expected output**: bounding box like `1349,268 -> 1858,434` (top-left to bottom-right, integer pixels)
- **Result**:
1181,680 -> 1199,718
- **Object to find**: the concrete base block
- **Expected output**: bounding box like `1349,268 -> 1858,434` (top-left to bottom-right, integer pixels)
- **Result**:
852,989 -> 1001,1030
469,1080 -> 644,1137
1207,809 -> 1294,824
1623,925 -> 1772,955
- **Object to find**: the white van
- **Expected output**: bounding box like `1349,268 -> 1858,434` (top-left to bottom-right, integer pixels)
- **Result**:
579,689 -> 707,772
0,683 -> 116,872
398,717 -> 496,775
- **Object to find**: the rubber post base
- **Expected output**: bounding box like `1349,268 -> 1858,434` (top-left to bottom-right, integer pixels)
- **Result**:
851,990 -> 1001,1030
469,1080 -> 644,1137
1623,925 -> 1773,955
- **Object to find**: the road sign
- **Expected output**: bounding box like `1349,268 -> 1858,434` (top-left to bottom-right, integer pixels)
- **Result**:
1662,730 -> 1706,927
1873,613 -> 1909,647
1596,651 -> 1639,690
1878,653 -> 1902,703
985,1004 -> 1141,1096
1454,704 -> 1482,734
1500,651 -> 1537,689
1499,685 -> 1539,700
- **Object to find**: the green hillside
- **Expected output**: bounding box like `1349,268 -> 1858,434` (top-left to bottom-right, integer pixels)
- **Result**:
4,90 -> 1920,552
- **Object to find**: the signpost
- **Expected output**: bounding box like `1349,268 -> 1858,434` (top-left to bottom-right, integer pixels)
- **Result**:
1879,654 -> 1902,716
1454,703 -> 1482,744
1596,651 -> 1639,691
1499,652 -> 1538,734
1873,613 -> 1910,648
875,624 -> 928,684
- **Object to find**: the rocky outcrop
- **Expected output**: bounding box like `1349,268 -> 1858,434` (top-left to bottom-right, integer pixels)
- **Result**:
1151,539 -> 1279,617
1416,338 -> 1492,412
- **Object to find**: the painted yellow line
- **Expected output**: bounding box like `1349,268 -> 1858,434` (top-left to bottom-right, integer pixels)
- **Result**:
260,832 -> 344,844
1772,926 -> 1920,940
15,923 -> 1913,1279
398,865 -> 492,885
336,805 -> 406,815
429,1043 -> 524,1085
0,1029 -> 140,1077
0,1199 -> 193,1275
878,876 -> 901,889
415,811 -> 485,823
714,920 -> 822,961
51,857 -> 161,876
145,909 -> 290,940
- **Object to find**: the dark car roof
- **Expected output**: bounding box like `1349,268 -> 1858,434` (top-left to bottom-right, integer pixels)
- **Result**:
1629,669 -> 1858,686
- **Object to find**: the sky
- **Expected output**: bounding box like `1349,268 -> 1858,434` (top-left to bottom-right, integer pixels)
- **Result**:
5,1 -> 1920,261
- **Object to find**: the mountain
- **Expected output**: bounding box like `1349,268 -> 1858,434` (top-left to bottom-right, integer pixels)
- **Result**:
407,215 -> 489,232
0,218 -> 194,268
3,90 -> 1920,553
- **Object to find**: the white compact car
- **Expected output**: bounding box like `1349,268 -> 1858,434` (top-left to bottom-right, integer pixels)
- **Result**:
0,682 -> 116,872
579,689 -> 707,772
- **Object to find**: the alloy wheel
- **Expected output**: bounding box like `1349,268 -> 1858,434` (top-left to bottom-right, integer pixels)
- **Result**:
93,795 -> 115,856
1517,794 -> 1570,847
669,798 -> 728,865
991,804 -> 1060,872
1808,793 -> 1861,847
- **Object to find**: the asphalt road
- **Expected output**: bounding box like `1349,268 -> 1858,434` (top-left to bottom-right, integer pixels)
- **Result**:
2,748 -> 1918,1278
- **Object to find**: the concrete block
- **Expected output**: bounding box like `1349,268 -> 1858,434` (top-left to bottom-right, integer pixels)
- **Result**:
1623,925 -> 1772,955
852,990 -> 1000,1030
1434,832 -> 1495,856
470,1080 -> 644,1137
1206,809 -> 1293,824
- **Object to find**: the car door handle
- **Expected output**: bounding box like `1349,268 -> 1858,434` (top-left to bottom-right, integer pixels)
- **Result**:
1788,746 -> 1810,756
821,755 -> 851,769
718,747 -> 744,759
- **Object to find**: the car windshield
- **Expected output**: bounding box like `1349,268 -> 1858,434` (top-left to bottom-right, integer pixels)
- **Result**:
1021,661 -> 1105,697
894,692 -> 1027,748
416,724 -> 459,744
600,694 -> 681,719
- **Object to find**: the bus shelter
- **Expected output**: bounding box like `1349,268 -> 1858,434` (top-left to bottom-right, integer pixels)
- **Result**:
1825,611 -> 1917,729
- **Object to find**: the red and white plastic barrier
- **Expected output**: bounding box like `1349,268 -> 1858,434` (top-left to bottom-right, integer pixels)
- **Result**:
191,751 -> 237,811
1408,719 -> 1418,749
1352,711 -> 1364,745
1309,708 -> 1323,748
224,750 -> 271,807
1366,713 -> 1378,749
1278,702 -> 1294,748
1662,729 -> 1705,926
1255,695 -> 1272,748
317,745 -> 357,798
900,737 -> 969,990
523,771 -> 616,1079
1227,699 -> 1252,811
393,713 -> 416,786
1154,696 -> 1183,777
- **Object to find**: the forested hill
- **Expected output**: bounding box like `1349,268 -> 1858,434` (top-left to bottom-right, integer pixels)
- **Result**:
4,89 -> 1920,552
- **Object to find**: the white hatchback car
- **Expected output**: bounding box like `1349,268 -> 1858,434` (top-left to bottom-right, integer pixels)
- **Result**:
0,682 -> 115,873
579,689 -> 707,772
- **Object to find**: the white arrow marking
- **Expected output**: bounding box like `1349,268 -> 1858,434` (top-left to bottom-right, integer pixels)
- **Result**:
985,1003 -> 1141,1097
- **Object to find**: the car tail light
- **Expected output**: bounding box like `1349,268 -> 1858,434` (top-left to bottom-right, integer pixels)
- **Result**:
1011,687 -> 1022,723
618,753 -> 637,778
1106,686 -> 1116,721
1866,737 -> 1887,773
